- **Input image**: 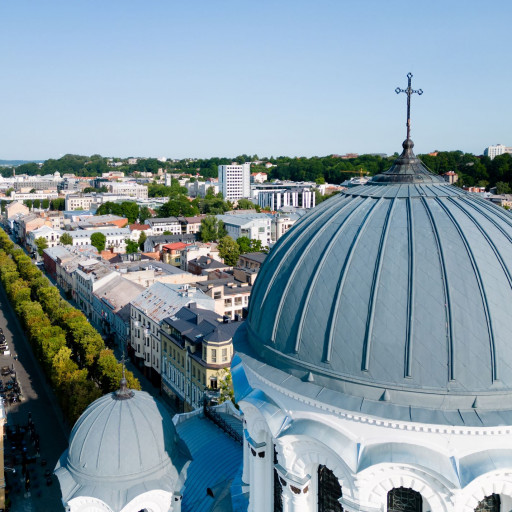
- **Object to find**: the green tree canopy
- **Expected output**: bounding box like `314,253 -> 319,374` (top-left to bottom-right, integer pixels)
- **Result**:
218,236 -> 240,266
35,237 -> 48,257
125,239 -> 139,254
199,216 -> 227,242
60,233 -> 73,245
96,201 -> 139,224
90,232 -> 106,252
139,206 -> 152,223
237,237 -> 263,254
138,231 -> 147,250
158,196 -> 199,217
236,198 -> 256,210
50,198 -> 66,211
496,181 -> 512,194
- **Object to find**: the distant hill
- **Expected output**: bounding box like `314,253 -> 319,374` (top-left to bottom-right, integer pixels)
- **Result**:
0,160 -> 43,167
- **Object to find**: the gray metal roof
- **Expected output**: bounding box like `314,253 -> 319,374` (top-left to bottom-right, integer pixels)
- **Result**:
55,389 -> 188,510
163,304 -> 241,344
175,408 -> 243,512
371,138 -> 446,185
242,142 -> 512,423
131,282 -> 215,323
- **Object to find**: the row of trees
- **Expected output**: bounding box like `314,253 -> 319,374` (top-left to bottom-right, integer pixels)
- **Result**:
0,229 -> 139,423
7,149 -> 512,192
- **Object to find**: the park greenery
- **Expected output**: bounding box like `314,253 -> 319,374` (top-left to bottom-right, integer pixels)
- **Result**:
7,150 -> 512,192
96,201 -> 139,223
90,232 -> 106,252
236,236 -> 265,254
218,236 -> 240,266
0,229 -> 139,423
60,232 -> 73,245
34,237 -> 48,256
199,216 -> 227,242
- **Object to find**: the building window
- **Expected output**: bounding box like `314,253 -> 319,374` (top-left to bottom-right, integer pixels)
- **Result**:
214,291 -> 221,299
318,465 -> 342,512
274,445 -> 283,512
475,494 -> 501,512
211,349 -> 217,363
387,487 -> 422,512
222,348 -> 228,362
210,376 -> 218,389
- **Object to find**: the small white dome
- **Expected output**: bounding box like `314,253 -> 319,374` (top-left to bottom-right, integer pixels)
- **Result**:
55,387 -> 188,511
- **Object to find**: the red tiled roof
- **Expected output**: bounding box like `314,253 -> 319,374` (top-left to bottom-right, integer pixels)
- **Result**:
129,223 -> 150,231
162,242 -> 189,250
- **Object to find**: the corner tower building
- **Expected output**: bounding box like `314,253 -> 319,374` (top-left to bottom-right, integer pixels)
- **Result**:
233,132 -> 512,510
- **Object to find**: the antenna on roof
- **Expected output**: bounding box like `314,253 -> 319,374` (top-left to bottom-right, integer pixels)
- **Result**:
395,72 -> 423,140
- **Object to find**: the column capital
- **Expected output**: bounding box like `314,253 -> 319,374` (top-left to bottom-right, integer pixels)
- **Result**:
275,464 -> 311,495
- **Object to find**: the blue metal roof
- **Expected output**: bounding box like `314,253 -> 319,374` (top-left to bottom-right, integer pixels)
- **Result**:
176,413 -> 243,512
242,141 -> 512,421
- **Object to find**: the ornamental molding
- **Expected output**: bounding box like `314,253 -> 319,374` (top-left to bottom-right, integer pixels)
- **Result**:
358,465 -> 452,512
68,497 -> 114,512
244,363 -> 512,436
458,470 -> 512,511
275,437 -> 356,498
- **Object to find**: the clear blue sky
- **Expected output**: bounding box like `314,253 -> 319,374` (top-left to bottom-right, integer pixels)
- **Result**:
1,0 -> 511,160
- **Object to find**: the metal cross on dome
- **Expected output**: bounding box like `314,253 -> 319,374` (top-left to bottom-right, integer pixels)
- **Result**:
395,72 -> 423,140
121,351 -> 127,379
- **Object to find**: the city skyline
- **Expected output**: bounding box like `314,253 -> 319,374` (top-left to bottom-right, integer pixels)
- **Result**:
1,1 -> 511,160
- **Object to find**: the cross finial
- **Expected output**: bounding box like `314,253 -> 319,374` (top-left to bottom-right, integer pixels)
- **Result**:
115,350 -> 134,399
121,351 -> 126,380
395,72 -> 423,140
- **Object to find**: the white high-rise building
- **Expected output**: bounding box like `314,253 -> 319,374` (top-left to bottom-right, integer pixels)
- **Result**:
218,163 -> 251,200
484,144 -> 512,160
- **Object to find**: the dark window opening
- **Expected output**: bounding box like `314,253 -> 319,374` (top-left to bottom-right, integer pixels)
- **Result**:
318,465 -> 342,512
387,487 -> 422,512
273,445 -> 283,512
475,494 -> 501,512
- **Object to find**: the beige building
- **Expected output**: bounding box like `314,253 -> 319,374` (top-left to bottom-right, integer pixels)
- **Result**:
160,304 -> 241,412
196,278 -> 252,319
5,200 -> 29,220
128,282 -> 215,386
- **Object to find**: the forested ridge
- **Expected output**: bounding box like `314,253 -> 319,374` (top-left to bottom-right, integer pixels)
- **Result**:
4,150 -> 512,192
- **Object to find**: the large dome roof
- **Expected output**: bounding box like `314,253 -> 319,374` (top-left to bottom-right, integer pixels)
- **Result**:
245,139 -> 512,418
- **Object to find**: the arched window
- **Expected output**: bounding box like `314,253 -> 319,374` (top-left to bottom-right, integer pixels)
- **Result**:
475,494 -> 501,512
318,465 -> 343,512
387,487 -> 422,512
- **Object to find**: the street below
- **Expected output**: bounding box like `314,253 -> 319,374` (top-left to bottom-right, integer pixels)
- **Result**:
0,281 -> 68,511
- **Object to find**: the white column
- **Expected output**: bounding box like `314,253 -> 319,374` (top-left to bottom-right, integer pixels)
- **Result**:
172,492 -> 182,512
280,475 -> 311,512
242,427 -> 250,484
249,442 -> 271,512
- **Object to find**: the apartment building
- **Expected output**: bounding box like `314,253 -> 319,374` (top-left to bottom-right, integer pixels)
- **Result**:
216,213 -> 272,246
160,304 -> 241,412
218,163 -> 251,200
146,217 -> 182,235
128,282 -> 215,386
196,279 -> 252,319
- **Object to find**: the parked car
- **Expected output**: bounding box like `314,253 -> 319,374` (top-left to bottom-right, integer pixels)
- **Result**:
1,366 -> 11,376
